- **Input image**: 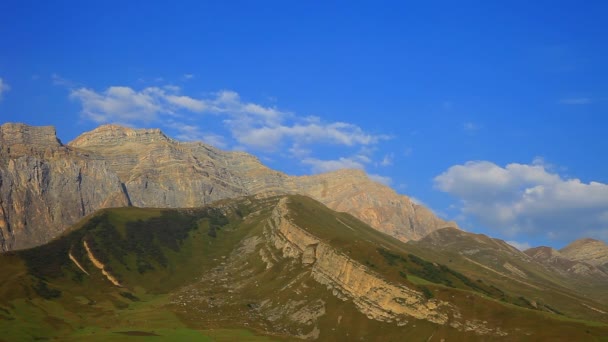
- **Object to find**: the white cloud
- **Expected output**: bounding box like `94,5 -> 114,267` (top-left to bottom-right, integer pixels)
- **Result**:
183,73 -> 195,80
166,121 -> 227,148
70,86 -> 165,123
0,78 -> 10,100
70,82 -> 390,180
559,97 -> 591,105
70,84 -> 388,153
288,144 -> 311,158
302,157 -> 366,173
506,240 -> 532,251
435,160 -> 608,242
231,121 -> 384,152
380,153 -> 394,166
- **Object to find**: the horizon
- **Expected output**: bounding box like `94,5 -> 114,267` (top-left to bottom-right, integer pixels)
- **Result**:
1,1 -> 608,249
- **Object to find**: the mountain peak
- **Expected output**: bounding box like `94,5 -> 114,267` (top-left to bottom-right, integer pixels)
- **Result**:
524,246 -> 562,260
69,124 -> 172,148
0,122 -> 62,148
560,238 -> 608,267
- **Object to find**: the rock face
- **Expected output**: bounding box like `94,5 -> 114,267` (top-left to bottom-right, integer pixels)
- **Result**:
0,123 -> 129,251
294,170 -> 452,241
0,123 -> 457,251
560,238 -> 608,269
268,197 -> 449,324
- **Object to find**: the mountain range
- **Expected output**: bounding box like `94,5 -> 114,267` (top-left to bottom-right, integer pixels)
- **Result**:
0,123 -> 607,340
0,123 -> 452,251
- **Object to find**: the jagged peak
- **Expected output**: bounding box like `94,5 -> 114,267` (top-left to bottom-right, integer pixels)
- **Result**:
0,122 -> 62,147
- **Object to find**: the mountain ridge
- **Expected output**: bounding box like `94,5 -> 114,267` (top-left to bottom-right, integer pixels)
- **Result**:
2,194 -> 606,340
0,122 -> 455,251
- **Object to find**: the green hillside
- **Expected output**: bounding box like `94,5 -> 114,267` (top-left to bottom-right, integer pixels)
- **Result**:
0,195 -> 606,341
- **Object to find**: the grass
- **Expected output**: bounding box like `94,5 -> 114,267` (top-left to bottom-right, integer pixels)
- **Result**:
1,194 -> 607,341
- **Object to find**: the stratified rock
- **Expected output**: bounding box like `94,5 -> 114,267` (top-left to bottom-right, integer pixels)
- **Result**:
0,123 -> 457,251
295,169 -> 455,241
560,239 -> 608,268
0,123 -> 129,250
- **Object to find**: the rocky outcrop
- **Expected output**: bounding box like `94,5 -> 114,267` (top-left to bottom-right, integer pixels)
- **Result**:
0,123 -> 456,251
262,197 -> 510,335
83,240 -> 122,287
268,197 -> 449,324
560,239 -> 608,268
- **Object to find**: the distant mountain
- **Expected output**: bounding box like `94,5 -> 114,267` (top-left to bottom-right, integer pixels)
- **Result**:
0,123 -> 455,251
560,238 -> 608,270
525,246 -> 608,279
408,227 -> 608,318
1,194 -> 606,340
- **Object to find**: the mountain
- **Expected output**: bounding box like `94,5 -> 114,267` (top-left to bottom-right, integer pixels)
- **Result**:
408,227 -> 608,318
560,238 -> 608,270
1,194 -> 606,341
525,246 -> 608,280
0,123 -> 130,250
0,123 -> 455,251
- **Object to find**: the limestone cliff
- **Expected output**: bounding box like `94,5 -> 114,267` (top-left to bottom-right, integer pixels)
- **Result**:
267,197 -> 450,325
0,123 -> 456,251
0,123 -> 129,250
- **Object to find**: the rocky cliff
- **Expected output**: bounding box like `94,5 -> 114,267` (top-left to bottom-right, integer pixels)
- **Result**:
0,123 -> 456,251
0,123 -> 129,250
267,197 -> 450,325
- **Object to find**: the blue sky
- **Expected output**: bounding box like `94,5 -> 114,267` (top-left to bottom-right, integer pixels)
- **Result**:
1,1 -> 607,249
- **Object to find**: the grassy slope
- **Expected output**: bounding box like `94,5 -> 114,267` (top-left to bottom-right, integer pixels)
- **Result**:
407,229 -> 608,321
0,194 -> 606,341
286,195 -> 608,340
0,198 -> 277,341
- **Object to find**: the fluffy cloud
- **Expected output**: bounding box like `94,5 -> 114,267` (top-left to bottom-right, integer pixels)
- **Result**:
70,83 -> 390,178
70,86 -> 206,123
302,157 -> 366,173
435,160 -> 608,242
70,85 -> 386,154
0,78 -> 10,100
166,121 -> 227,148
231,121 -> 383,151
